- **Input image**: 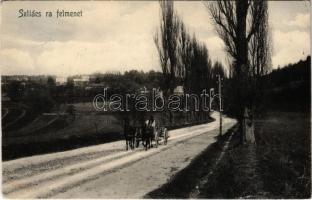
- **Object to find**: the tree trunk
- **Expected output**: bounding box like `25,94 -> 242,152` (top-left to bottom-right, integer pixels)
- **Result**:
236,0 -> 253,144
243,107 -> 256,144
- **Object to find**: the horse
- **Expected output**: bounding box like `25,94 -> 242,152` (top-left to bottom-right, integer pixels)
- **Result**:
123,119 -> 136,150
141,124 -> 154,151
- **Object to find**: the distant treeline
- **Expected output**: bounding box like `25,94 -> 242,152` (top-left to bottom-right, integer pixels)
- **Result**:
2,56 -> 310,114
264,56 -> 311,112
89,70 -> 164,95
266,56 -> 310,87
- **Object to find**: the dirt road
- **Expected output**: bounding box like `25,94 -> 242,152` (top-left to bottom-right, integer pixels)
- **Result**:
2,112 -> 236,199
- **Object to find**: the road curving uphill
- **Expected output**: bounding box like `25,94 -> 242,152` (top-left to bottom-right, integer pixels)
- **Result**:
2,112 -> 237,199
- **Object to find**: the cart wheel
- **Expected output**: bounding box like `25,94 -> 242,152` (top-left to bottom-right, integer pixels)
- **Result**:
164,130 -> 168,145
155,133 -> 159,148
144,140 -> 148,151
136,139 -> 140,148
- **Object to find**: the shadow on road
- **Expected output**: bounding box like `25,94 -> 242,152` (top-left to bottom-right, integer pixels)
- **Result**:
145,125 -> 238,199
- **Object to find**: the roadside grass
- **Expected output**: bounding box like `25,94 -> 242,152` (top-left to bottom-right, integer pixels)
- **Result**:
255,111 -> 311,198
146,111 -> 311,199
204,111 -> 311,198
145,125 -> 238,199
199,111 -> 311,198
198,135 -> 266,198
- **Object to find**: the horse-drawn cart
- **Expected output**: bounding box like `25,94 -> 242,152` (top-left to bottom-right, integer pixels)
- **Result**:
155,126 -> 168,147
124,122 -> 168,151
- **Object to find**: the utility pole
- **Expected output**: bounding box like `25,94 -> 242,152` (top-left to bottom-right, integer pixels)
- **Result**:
217,75 -> 223,136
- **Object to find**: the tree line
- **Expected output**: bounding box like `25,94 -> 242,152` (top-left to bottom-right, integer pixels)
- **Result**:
154,0 -> 271,143
154,1 -> 227,123
263,56 -> 311,112
154,1 -> 226,96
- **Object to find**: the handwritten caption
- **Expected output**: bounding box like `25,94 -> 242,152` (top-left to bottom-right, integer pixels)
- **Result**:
18,9 -> 83,18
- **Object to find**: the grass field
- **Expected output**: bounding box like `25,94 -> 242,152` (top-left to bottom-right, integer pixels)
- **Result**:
202,111 -> 311,198
255,111 -> 310,198
4,115 -> 59,137
2,108 -> 24,128
147,110 -> 311,198
2,101 -> 213,160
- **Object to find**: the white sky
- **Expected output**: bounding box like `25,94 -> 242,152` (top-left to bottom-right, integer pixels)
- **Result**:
0,1 -> 310,76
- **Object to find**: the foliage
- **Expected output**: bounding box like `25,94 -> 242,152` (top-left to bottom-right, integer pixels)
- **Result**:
266,56 -> 310,87
154,1 -> 181,95
206,0 -> 270,120
7,81 -> 24,101
154,1 -> 227,123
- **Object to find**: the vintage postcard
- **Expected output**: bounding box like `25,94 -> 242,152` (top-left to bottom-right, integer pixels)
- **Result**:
1,0 -> 311,199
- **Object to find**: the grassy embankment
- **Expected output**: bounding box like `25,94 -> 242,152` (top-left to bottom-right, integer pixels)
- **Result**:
2,102 -> 213,160
146,111 -> 310,198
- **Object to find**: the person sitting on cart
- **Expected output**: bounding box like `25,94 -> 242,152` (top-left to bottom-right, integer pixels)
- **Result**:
146,116 -> 156,144
147,115 -> 156,129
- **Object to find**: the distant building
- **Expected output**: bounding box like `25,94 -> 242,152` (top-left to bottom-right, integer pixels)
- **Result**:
85,83 -> 106,90
73,75 -> 90,87
139,86 -> 149,94
137,87 -> 164,99
174,85 -> 184,96
81,75 -> 90,81
56,77 -> 67,86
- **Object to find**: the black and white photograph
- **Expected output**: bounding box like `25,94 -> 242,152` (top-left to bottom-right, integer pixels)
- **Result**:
0,0 -> 311,198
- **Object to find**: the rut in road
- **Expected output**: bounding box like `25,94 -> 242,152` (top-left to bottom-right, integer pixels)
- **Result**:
3,113 -> 235,199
